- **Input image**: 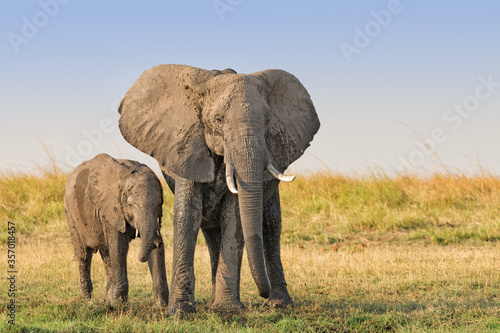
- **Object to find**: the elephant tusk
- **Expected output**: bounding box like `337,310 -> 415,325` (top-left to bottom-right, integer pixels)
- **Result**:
135,229 -> 139,238
267,164 -> 296,182
225,164 -> 238,194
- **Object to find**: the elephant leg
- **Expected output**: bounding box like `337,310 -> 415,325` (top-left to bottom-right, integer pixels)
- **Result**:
68,215 -> 93,299
167,176 -> 203,316
263,189 -> 292,308
99,249 -> 113,301
211,194 -> 245,311
147,231 -> 169,306
106,231 -> 130,305
78,248 -> 93,299
201,226 -> 221,307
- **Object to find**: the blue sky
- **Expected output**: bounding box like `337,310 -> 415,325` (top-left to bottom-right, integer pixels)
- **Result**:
1,0 -> 499,175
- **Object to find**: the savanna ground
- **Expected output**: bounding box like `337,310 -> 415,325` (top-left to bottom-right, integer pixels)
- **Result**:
0,168 -> 499,332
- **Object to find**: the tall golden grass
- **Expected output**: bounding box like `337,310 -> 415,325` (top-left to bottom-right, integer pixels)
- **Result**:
2,168 -> 500,245
281,171 -> 500,246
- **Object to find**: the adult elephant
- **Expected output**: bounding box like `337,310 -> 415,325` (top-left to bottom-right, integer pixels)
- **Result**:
118,64 -> 320,314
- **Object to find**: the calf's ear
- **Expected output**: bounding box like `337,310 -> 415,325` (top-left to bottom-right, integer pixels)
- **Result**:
88,154 -> 127,233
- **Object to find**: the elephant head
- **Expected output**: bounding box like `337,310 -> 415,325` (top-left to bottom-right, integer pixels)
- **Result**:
118,65 -> 320,297
88,154 -> 163,263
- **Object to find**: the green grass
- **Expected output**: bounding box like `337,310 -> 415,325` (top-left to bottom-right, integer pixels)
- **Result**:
1,170 -> 500,332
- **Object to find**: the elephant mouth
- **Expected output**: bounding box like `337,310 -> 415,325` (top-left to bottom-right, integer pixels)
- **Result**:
224,161 -> 295,194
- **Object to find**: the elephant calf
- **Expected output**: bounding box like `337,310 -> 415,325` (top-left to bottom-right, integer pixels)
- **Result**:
64,153 -> 169,305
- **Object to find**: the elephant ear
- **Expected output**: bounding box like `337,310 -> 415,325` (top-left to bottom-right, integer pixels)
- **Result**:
252,69 -> 320,171
118,64 -> 216,183
88,154 -> 126,233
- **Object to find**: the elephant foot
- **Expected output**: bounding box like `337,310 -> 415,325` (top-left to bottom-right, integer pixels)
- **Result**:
154,291 -> 169,307
106,294 -> 128,308
80,290 -> 92,300
206,294 -> 216,308
210,299 -> 245,313
79,282 -> 93,300
154,296 -> 169,307
167,301 -> 196,318
266,293 -> 292,309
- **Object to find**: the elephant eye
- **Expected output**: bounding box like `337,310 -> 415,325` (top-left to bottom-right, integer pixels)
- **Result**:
215,116 -> 223,124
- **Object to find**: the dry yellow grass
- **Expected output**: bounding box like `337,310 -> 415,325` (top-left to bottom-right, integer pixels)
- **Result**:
1,236 -> 499,331
1,170 -> 500,331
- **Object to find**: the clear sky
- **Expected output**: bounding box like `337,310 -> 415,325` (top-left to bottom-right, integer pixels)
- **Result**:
1,0 -> 499,176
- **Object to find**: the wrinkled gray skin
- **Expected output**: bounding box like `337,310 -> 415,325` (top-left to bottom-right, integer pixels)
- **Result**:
64,153 -> 169,306
118,65 -> 320,314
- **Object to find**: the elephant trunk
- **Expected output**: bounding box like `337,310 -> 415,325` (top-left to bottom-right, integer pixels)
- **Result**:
236,175 -> 271,298
138,210 -> 157,263
229,129 -> 271,299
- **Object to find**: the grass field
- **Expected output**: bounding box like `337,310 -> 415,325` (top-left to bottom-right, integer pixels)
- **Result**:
1,169 -> 500,332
